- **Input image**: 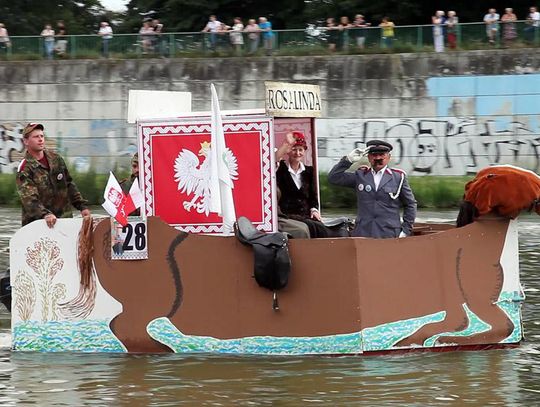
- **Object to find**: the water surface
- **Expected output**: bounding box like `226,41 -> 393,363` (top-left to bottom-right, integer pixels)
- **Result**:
0,207 -> 539,406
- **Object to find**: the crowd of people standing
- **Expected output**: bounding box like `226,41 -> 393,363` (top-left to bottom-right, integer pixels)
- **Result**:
197,6 -> 540,55
431,7 -> 540,52
2,7 -> 540,59
202,15 -> 274,55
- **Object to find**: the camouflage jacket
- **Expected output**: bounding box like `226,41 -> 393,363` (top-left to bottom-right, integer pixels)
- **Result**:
16,149 -> 88,226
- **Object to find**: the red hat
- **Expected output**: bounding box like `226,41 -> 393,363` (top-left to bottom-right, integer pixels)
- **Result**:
292,131 -> 307,149
23,123 -> 44,137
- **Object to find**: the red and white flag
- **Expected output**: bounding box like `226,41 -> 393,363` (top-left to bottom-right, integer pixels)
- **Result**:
102,172 -> 143,226
128,177 -> 144,211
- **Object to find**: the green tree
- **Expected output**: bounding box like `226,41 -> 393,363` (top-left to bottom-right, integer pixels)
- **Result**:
119,0 -> 306,33
117,0 -> 532,34
6,0 -> 532,35
303,0 -> 534,26
0,0 -> 108,35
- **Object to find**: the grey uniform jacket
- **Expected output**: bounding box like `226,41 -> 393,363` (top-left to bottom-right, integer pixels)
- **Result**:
328,158 -> 417,238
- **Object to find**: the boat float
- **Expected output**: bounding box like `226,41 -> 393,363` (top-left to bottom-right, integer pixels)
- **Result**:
8,85 -> 540,355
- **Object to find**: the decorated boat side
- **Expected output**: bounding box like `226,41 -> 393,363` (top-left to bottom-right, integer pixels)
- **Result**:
9,84 -> 540,355
8,214 -> 524,354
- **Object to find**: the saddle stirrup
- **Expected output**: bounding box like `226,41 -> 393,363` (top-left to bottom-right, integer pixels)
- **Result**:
272,291 -> 279,311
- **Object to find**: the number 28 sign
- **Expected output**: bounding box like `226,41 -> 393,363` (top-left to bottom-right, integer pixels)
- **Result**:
110,217 -> 148,260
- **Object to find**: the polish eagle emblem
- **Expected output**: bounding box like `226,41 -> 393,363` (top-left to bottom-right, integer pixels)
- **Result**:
173,141 -> 238,215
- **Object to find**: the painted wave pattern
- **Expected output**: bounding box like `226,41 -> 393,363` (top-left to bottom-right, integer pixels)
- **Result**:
497,290 -> 525,344
13,320 -> 125,352
422,304 -> 492,347
147,317 -> 362,355
11,294 -> 522,353
148,298 -> 522,355
362,311 -> 446,351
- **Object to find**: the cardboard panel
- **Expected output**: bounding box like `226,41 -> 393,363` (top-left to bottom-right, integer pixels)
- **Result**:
138,116 -> 277,233
10,216 -> 523,354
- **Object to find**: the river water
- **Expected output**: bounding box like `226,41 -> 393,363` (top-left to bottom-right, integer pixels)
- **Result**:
0,207 -> 539,406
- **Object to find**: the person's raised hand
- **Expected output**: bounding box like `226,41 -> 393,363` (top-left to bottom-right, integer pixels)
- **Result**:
347,148 -> 364,163
284,132 -> 295,147
275,132 -> 296,161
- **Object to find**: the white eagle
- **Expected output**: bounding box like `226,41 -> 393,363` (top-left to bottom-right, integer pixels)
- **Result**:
173,141 -> 238,215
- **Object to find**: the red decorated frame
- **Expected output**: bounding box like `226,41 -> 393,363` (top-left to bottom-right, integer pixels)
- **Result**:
138,115 -> 277,234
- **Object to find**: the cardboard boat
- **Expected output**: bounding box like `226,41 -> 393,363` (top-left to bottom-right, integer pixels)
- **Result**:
9,214 -> 524,354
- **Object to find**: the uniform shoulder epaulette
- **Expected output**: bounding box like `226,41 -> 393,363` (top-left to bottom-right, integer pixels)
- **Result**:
392,168 -> 407,175
17,159 -> 26,173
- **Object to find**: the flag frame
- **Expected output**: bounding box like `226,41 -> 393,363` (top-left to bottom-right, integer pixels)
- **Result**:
137,114 -> 277,234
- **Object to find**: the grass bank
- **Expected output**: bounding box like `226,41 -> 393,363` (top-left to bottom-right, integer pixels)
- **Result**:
320,173 -> 472,209
0,171 -> 129,206
2,171 -> 471,209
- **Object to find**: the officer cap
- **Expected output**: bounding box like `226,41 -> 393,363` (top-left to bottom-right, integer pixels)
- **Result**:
366,139 -> 393,154
23,123 -> 44,138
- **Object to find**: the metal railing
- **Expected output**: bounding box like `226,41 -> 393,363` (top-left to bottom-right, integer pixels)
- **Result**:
0,21 -> 539,60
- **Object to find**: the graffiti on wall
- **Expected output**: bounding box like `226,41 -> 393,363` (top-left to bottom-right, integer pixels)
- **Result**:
61,120 -> 136,172
4,117 -> 539,176
0,123 -> 25,174
0,121 -> 137,174
4,73 -> 540,176
317,74 -> 540,175
316,117 -> 540,175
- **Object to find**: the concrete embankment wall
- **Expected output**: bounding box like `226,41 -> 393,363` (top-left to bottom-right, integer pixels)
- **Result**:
1,50 -> 539,175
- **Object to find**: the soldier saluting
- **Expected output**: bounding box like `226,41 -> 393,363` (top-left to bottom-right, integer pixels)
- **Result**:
16,123 -> 91,228
328,139 -> 416,238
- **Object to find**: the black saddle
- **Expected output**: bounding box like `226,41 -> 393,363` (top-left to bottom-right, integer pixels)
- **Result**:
235,216 -> 291,310
323,216 -> 353,237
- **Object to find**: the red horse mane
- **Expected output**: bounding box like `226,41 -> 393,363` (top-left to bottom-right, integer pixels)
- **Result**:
457,165 -> 540,226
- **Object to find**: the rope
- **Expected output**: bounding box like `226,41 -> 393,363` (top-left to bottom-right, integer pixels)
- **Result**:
389,172 -> 405,200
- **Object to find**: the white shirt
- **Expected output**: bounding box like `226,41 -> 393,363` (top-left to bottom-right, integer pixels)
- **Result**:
41,29 -> 55,41
484,13 -> 500,27
286,161 -> 305,190
99,26 -> 113,39
0,27 -> 9,43
531,11 -> 540,27
230,23 -> 244,44
205,20 -> 222,33
371,166 -> 388,191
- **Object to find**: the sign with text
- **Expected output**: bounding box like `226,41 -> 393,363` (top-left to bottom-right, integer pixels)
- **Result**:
138,115 -> 277,234
111,217 -> 148,260
265,82 -> 322,118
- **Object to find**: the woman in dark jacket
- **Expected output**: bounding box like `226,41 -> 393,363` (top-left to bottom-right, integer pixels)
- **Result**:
275,132 -> 330,238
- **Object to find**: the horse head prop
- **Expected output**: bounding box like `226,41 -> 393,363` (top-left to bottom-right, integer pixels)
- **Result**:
457,165 -> 540,227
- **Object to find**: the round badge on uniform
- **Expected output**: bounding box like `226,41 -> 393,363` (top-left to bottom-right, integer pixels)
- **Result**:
365,185 -> 372,192
358,184 -> 364,191
57,173 -> 63,181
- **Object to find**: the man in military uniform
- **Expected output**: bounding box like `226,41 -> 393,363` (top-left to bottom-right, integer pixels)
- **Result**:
328,140 -> 416,238
120,152 -> 139,192
16,123 -> 91,228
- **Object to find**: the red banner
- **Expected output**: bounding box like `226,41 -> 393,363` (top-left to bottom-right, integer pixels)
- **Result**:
139,117 -> 276,234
